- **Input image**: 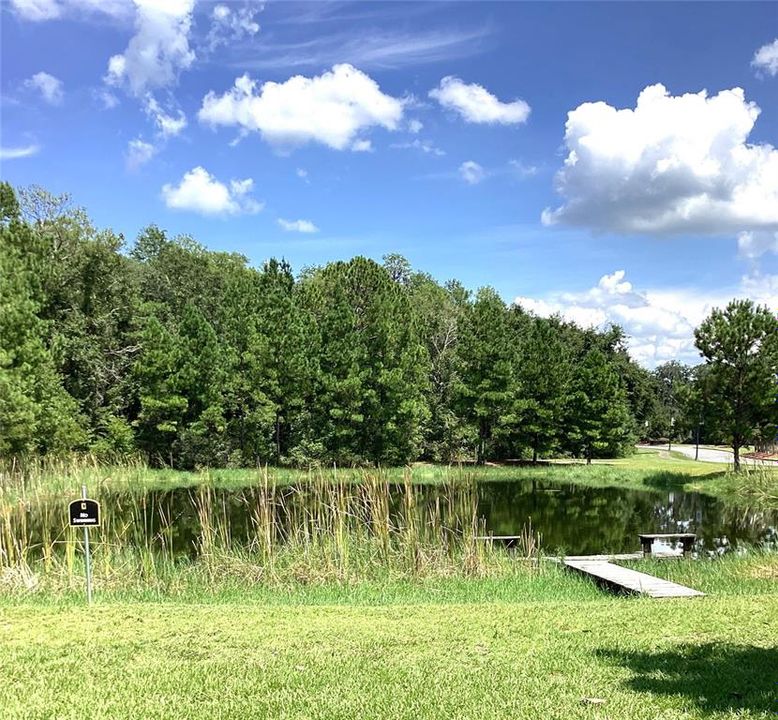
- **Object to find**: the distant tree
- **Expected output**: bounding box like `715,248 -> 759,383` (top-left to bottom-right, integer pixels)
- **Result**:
382,253 -> 412,287
694,300 -> 778,470
652,361 -> 693,442
301,257 -> 429,465
174,304 -> 228,467
1,181 -> 679,468
254,259 -> 313,463
674,364 -> 714,455
616,360 -> 664,442
514,316 -> 571,462
409,275 -> 468,461
564,348 -> 635,463
0,183 -> 84,454
132,315 -> 188,466
456,287 -> 515,464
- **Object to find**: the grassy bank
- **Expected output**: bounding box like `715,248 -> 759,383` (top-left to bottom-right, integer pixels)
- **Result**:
3,449 -> 777,506
2,543 -> 776,718
1,563 -> 776,719
2,549 -> 776,605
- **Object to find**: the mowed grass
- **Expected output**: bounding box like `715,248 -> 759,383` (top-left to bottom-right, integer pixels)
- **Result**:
1,592 -> 776,720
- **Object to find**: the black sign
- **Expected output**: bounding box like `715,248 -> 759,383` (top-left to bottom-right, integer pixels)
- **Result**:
68,499 -> 100,528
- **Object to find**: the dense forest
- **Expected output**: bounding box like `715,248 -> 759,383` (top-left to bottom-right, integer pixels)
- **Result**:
1,183 -> 776,468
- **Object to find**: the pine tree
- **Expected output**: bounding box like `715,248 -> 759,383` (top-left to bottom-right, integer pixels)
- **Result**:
694,299 -> 778,470
514,316 -> 571,462
565,347 -> 634,463
132,315 -> 188,466
456,287 -> 515,464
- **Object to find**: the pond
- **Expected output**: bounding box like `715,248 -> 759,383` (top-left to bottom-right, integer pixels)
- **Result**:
13,479 -> 778,560
476,480 -> 777,555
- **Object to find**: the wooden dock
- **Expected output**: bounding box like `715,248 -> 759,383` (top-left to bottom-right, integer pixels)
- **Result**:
477,533 -> 705,598
563,557 -> 704,598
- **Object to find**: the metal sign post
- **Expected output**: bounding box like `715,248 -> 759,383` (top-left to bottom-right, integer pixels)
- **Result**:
68,486 -> 101,604
82,485 -> 92,604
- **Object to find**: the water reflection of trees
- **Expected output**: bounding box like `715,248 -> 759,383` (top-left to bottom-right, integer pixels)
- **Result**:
16,481 -> 778,560
475,482 -> 778,554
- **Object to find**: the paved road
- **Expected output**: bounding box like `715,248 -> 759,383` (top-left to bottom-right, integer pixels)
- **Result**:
638,444 -> 778,466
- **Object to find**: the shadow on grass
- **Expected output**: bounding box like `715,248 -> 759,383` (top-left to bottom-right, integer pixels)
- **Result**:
597,643 -> 778,715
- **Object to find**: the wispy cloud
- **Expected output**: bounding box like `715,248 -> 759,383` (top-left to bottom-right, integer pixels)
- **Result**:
24,71 -> 64,105
278,218 -> 319,233
390,138 -> 445,156
268,2 -> 459,28
0,144 -> 41,160
224,26 -> 492,71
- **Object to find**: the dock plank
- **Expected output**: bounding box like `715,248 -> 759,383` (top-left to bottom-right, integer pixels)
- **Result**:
564,558 -> 704,598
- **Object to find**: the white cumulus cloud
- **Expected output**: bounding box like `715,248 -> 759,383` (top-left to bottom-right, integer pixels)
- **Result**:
459,160 -> 485,184
542,84 -> 778,235
741,272 -> 778,307
198,64 -> 405,151
104,0 -> 195,97
429,76 -> 530,125
514,269 -> 778,368
277,218 -> 319,233
11,0 -> 62,20
752,38 -> 778,77
24,72 -> 64,105
161,166 -> 263,216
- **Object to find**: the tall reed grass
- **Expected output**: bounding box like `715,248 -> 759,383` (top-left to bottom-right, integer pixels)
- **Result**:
0,467 -> 540,597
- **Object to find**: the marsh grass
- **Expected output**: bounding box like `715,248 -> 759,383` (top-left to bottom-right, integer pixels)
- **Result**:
0,467 -> 543,599
2,453 -> 776,600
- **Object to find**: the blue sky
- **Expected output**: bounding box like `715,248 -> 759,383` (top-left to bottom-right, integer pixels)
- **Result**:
1,1 -> 777,366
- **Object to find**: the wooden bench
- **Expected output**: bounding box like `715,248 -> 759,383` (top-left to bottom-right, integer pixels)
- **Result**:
639,533 -> 696,557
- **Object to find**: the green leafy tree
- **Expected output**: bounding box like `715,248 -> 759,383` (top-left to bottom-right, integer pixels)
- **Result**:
652,361 -> 693,442
15,186 -> 140,453
255,259 -> 314,463
694,299 -> 778,470
409,274 -> 469,461
0,183 -> 84,454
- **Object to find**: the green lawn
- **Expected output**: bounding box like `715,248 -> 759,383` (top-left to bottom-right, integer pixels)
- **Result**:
2,554 -> 777,719
1,592 -> 776,719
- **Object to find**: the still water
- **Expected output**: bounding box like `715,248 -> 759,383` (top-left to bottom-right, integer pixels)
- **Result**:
476,481 -> 777,554
22,479 -> 778,557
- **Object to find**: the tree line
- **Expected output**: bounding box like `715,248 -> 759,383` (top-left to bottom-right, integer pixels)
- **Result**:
1,183 -> 776,469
